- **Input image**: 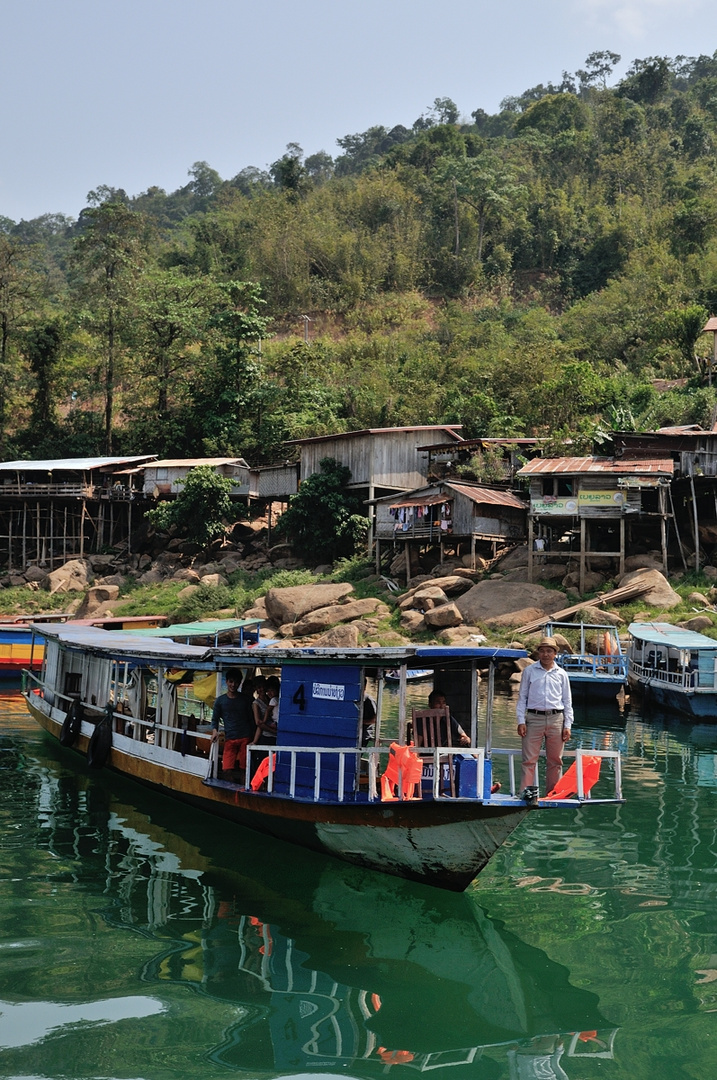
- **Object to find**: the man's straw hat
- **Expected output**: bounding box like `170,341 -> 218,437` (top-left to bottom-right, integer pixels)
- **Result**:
537,636 -> 560,652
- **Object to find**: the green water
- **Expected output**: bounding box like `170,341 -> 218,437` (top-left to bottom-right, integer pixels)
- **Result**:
1,687 -> 716,1079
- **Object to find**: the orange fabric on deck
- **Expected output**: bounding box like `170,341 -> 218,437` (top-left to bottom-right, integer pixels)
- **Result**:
546,755 -> 601,799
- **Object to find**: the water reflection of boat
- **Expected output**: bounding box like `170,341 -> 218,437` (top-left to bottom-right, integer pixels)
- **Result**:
25,746 -> 616,1079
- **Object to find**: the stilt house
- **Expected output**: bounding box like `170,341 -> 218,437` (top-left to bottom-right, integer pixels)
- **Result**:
373,481 -> 527,583
0,456 -> 156,572
516,456 -> 675,590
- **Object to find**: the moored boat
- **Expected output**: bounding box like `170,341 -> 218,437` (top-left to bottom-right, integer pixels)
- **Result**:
627,621 -> 717,719
22,624 -> 624,890
545,620 -> 627,700
0,613 -> 168,679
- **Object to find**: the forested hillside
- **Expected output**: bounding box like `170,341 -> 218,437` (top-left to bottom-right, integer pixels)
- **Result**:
4,50 -> 717,463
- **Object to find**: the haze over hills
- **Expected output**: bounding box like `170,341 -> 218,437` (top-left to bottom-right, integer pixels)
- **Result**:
3,50 -> 717,465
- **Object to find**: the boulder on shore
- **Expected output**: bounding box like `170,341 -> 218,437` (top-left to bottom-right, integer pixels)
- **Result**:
455,581 -> 567,625
423,602 -> 463,629
75,585 -> 121,617
264,583 -> 354,625
292,597 -> 387,636
315,623 -> 360,647
617,568 -> 681,609
42,559 -> 94,594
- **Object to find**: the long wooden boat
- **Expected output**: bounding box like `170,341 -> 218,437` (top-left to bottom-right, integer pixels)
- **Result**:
627,621 -> 717,719
545,620 -> 627,700
22,624 -> 623,890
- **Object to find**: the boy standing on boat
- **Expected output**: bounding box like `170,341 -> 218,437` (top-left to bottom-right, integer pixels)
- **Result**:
516,637 -> 573,802
211,669 -> 255,781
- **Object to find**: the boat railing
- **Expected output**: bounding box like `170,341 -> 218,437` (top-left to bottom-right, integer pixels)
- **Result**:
559,654 -> 627,677
630,660 -> 698,689
25,671 -> 215,750
242,744 -> 623,803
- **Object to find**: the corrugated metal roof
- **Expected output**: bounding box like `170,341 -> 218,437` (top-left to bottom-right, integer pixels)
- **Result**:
702,317 -> 717,332
629,622 -> 717,650
655,424 -> 705,435
446,483 -> 527,509
287,426 -> 463,445
145,458 -> 248,469
417,436 -> 543,451
0,456 -> 155,472
517,457 -> 673,476
389,493 -> 453,508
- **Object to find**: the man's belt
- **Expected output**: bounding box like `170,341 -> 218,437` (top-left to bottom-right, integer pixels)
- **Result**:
526,708 -> 563,715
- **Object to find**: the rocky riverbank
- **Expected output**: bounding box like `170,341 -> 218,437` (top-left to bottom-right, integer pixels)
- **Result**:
3,539 -> 717,682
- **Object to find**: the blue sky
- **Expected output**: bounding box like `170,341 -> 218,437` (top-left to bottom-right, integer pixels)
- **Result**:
2,0 -> 717,222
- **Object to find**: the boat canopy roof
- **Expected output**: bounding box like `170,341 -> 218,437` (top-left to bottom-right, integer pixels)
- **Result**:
129,619 -> 261,639
31,624 -> 213,665
628,622 -> 717,650
30,624 -> 527,669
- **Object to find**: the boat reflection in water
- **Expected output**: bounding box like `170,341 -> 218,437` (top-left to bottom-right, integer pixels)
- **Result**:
45,771 -> 617,1078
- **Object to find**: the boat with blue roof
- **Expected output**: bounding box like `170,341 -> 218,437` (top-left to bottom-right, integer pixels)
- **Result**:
627,621 -> 717,719
22,623 -> 624,890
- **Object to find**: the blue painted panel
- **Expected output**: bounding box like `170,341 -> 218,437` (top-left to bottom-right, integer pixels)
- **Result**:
274,664 -> 362,797
277,664 -> 362,747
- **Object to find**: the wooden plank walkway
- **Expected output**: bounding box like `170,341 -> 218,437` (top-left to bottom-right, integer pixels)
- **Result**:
514,580 -> 654,634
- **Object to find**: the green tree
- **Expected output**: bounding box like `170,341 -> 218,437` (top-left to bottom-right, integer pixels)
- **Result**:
275,458 -> 368,563
21,320 -> 63,447
146,464 -> 235,547
71,198 -> 149,450
657,304 -> 710,372
0,235 -> 42,452
130,268 -> 219,417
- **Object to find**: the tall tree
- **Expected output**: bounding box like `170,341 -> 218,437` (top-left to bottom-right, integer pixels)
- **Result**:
0,236 -> 42,454
71,198 -> 149,451
131,267 -> 220,417
20,319 -> 63,450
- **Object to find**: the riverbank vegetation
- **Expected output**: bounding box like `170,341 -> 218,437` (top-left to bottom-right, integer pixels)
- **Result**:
4,51 -> 717,462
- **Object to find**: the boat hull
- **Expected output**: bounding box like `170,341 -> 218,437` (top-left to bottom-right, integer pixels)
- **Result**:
628,674 -> 717,720
568,674 -> 626,700
25,694 -> 529,891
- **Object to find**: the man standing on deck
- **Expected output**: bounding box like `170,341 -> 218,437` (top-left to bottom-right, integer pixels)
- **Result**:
210,668 -> 254,782
516,637 -> 573,802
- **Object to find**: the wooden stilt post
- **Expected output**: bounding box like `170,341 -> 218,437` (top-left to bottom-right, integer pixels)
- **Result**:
267,500 -> 272,548
128,499 -> 132,556
659,487 -> 668,576
690,474 -> 700,572
668,486 -> 688,571
528,515 -> 534,583
63,507 -> 67,564
579,517 -> 586,595
375,537 -> 381,575
36,502 -> 40,564
49,501 -> 54,567
367,483 -> 375,555
470,534 -> 476,571
22,502 -> 27,571
8,517 -> 12,573
619,515 -> 626,579
405,540 -> 411,586
80,500 -> 86,559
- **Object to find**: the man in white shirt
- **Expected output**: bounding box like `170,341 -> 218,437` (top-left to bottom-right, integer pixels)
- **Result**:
516,636 -> 573,800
